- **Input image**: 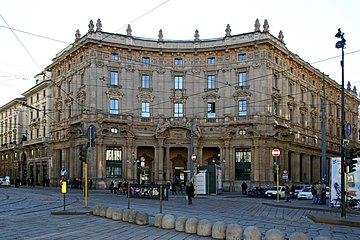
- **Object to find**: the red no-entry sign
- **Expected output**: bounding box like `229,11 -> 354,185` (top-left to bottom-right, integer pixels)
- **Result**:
272,148 -> 280,157
191,154 -> 197,161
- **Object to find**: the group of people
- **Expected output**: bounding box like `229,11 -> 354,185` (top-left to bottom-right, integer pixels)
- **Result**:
109,180 -> 128,195
311,182 -> 326,204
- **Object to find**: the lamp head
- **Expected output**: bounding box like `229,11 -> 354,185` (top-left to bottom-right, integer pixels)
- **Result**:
335,28 -> 343,38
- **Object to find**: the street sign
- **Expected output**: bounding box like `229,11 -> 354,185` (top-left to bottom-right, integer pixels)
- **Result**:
88,124 -> 96,147
191,154 -> 197,161
140,156 -> 145,162
272,148 -> 280,157
346,123 -> 352,136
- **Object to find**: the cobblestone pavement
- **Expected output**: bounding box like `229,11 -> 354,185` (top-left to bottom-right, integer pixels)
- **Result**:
0,187 -> 359,240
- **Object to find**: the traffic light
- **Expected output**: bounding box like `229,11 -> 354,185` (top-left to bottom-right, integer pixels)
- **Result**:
79,146 -> 87,162
349,158 -> 357,173
345,148 -> 357,166
273,161 -> 277,174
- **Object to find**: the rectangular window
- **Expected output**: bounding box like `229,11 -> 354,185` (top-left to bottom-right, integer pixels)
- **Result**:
273,102 -> 278,115
141,102 -> 150,117
174,103 -> 183,117
174,76 -> 183,89
301,89 -> 305,101
110,53 -> 119,61
110,71 -> 119,85
110,99 -> 119,114
106,147 -> 122,178
207,75 -> 216,89
273,74 -> 278,88
239,72 -> 247,86
235,148 -> 251,180
289,83 -> 293,96
238,54 -> 246,61
142,57 -> 150,64
207,102 -> 216,118
238,100 -> 247,116
174,58 -> 183,65
207,57 -> 215,64
142,75 -> 151,88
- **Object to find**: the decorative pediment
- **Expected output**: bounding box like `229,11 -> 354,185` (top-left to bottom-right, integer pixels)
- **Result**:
272,92 -> 282,102
169,89 -> 187,101
137,92 -> 155,102
106,88 -> 124,98
287,100 -> 297,108
202,91 -> 220,101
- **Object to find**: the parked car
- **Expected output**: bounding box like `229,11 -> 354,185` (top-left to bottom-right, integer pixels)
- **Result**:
248,187 -> 268,198
291,184 -> 311,198
0,177 -> 10,187
265,186 -> 286,199
297,186 -> 313,200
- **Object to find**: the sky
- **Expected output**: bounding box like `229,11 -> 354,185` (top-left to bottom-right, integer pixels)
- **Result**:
0,0 -> 359,106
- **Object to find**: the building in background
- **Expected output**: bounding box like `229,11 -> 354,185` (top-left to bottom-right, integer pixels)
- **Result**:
1,19 -> 359,190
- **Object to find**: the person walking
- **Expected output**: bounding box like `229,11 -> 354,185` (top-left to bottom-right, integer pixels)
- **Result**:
285,185 -> 291,202
89,178 -> 93,190
241,182 -> 248,195
186,182 -> 195,205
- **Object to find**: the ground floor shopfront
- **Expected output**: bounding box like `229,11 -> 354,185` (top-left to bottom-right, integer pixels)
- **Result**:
48,126 -> 330,191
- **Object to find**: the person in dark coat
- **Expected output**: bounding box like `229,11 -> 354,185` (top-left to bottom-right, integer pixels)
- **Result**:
241,182 -> 248,195
186,182 -> 195,205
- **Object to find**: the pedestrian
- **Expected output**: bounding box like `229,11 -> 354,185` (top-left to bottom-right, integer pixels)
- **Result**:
315,182 -> 322,204
109,180 -> 114,193
179,181 -> 184,194
172,181 -> 177,195
186,182 -> 195,205
311,183 -> 317,204
285,185 -> 291,202
241,181 -> 248,195
89,178 -> 93,190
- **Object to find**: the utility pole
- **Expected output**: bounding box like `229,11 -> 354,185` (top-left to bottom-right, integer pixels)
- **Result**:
321,73 -> 326,183
190,122 -> 194,181
335,28 -> 346,217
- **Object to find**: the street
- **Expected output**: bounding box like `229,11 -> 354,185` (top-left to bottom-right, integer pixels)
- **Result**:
0,187 -> 359,239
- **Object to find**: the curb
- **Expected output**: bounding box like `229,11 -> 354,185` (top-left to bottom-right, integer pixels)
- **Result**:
307,214 -> 360,228
50,211 -> 93,215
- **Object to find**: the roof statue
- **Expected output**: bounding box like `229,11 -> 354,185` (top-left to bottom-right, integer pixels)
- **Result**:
158,29 -> 163,41
194,29 -> 200,41
263,19 -> 269,32
254,19 -> 261,32
225,24 -> 231,37
88,20 -> 94,32
126,24 -> 132,36
278,30 -> 284,42
75,29 -> 81,41
96,18 -> 102,31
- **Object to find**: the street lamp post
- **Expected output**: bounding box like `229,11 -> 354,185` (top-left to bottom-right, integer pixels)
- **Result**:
335,28 -> 346,218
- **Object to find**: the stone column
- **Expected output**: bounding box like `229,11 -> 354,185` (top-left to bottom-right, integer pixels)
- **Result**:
292,152 -> 300,182
156,138 -> 165,182
165,146 -> 170,182
302,154 -> 311,183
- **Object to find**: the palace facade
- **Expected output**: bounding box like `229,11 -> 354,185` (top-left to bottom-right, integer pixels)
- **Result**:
1,19 -> 359,191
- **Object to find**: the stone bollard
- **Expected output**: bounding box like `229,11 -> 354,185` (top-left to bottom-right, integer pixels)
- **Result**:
136,212 -> 149,225
93,206 -> 101,216
105,207 -> 114,219
175,216 -> 187,232
289,232 -> 310,240
243,226 -> 261,240
112,208 -> 123,221
314,236 -> 331,240
99,206 -> 108,217
265,229 -> 285,240
185,217 -> 198,234
226,223 -> 242,240
197,219 -> 212,237
162,214 -> 175,229
129,210 -> 138,223
154,213 -> 163,228
122,209 -> 130,222
212,221 -> 226,239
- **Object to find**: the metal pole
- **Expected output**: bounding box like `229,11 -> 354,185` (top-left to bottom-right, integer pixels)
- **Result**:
85,162 -> 88,208
321,72 -> 327,183
190,122 -> 194,180
340,44 -> 346,217
276,157 -> 279,202
159,185 -> 163,213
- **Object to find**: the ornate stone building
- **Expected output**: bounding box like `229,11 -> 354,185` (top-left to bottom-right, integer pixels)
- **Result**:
27,19 -> 360,190
0,73 -> 52,185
